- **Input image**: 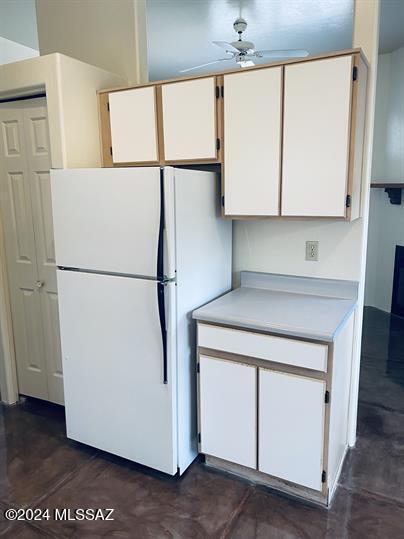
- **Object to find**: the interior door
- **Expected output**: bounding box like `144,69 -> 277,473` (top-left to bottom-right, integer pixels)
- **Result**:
51,167 -> 163,277
57,269 -> 177,474
223,67 -> 282,216
162,77 -> 217,161
0,98 -> 63,404
281,56 -> 353,217
199,356 -> 256,468
109,87 -> 159,164
259,369 -> 326,491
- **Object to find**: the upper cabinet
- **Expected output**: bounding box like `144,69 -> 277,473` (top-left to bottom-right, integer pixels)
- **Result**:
98,50 -> 367,221
108,87 -> 159,165
161,77 -> 218,162
223,67 -> 282,217
282,56 -> 354,218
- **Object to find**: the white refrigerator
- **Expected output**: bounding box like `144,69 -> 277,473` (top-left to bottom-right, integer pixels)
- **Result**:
51,166 -> 231,475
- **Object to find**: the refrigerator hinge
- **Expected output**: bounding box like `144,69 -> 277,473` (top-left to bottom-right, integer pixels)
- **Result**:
324,390 -> 330,404
346,194 -> 351,208
216,138 -> 221,151
352,66 -> 358,81
215,85 -> 220,99
198,433 -> 201,443
196,362 -> 200,374
321,470 -> 327,483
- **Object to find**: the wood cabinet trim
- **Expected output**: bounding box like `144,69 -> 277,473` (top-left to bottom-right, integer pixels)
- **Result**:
98,92 -> 113,167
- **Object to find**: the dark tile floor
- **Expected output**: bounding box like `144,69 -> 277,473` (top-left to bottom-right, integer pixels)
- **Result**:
1,306 -> 403,538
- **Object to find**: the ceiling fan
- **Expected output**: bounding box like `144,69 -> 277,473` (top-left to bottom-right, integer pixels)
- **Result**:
180,17 -> 309,73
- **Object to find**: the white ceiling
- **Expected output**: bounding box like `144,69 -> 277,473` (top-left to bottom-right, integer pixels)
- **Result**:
146,0 -> 354,80
379,0 -> 404,54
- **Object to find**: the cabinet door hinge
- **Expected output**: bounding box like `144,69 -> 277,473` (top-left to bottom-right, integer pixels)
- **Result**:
198,433 -> 201,443
221,86 -> 224,98
216,138 -> 221,151
352,66 -> 358,81
346,194 -> 351,208
216,85 -> 220,99
197,362 -> 200,374
107,102 -> 110,112
221,195 -> 225,207
110,146 -> 113,156
325,390 -> 330,404
321,470 -> 327,483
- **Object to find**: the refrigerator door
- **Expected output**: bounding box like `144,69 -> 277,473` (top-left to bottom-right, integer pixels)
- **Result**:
51,167 -> 173,278
57,269 -> 177,475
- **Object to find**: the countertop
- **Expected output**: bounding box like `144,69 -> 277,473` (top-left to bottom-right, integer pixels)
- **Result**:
192,272 -> 358,342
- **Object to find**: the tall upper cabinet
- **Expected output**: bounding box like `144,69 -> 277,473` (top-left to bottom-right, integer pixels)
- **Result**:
98,49 -> 368,221
223,67 -> 282,217
281,55 -> 365,219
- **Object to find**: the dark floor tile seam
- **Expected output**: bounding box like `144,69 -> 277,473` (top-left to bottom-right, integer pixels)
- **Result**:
29,449 -> 102,510
337,483 -> 404,510
358,398 -> 404,416
219,486 -> 254,539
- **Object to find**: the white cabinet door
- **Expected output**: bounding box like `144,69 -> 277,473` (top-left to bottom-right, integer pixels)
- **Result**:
199,355 -> 256,468
259,369 -> 325,491
109,87 -> 159,164
282,56 -> 353,217
162,78 -> 217,161
224,67 -> 282,216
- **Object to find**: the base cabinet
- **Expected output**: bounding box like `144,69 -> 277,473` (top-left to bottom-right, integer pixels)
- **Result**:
258,369 -> 325,491
199,355 -> 256,468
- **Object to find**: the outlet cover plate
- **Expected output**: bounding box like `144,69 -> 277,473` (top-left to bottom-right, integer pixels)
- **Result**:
306,241 -> 319,261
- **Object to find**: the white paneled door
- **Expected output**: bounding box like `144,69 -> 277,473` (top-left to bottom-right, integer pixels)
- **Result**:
0,98 -> 63,405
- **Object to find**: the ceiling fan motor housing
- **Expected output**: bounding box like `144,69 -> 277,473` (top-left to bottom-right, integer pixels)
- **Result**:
233,17 -> 247,34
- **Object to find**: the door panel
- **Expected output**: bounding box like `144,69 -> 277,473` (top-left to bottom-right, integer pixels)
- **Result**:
23,101 -> 63,405
109,87 -> 159,164
162,78 -> 217,161
282,56 -> 352,217
0,103 -> 49,400
199,356 -> 256,468
51,167 -> 162,277
57,270 -> 177,474
259,369 -> 325,491
224,67 -> 282,216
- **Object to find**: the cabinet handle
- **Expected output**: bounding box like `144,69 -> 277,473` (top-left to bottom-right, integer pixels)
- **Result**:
36,280 -> 45,289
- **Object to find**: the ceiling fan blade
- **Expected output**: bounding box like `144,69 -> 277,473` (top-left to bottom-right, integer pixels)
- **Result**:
212,40 -> 239,54
256,49 -> 309,58
179,58 -> 232,73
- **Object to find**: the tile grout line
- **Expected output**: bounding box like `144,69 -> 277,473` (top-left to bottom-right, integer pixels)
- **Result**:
29,449 -> 101,510
219,486 -> 254,539
338,483 -> 404,510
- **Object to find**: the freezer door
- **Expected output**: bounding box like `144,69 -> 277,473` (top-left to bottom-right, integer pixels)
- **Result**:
51,167 -> 172,277
57,269 -> 177,475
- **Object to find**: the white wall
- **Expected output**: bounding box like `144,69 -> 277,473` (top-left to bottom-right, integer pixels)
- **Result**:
0,36 -> 38,65
365,47 -> 404,311
36,0 -> 148,85
0,53 -> 124,168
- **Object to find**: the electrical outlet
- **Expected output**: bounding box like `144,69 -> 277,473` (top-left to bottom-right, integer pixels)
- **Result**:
306,241 -> 319,261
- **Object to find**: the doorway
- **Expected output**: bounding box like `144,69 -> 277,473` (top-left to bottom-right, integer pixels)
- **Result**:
0,97 -> 64,405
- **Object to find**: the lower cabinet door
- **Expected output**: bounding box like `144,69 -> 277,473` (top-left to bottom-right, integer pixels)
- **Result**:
199,355 -> 256,468
259,369 -> 326,491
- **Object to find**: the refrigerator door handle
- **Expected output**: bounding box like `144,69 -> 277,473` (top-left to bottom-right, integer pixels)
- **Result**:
157,282 -> 168,384
157,169 -> 165,281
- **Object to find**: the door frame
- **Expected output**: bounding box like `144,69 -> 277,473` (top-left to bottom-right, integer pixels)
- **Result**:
0,93 -> 50,404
